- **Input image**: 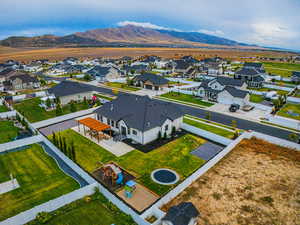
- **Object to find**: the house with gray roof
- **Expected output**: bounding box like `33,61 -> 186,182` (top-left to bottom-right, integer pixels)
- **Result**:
162,202 -> 200,225
291,71 -> 300,83
197,77 -> 249,106
235,62 -> 265,87
94,94 -> 183,145
47,81 -> 93,105
3,73 -> 40,91
133,73 -> 169,90
86,65 -> 123,82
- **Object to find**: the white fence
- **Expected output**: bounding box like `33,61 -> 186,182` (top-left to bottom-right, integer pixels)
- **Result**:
0,183 -> 98,225
287,96 -> 300,104
0,110 -> 16,119
263,84 -> 294,92
0,135 -> 43,153
31,107 -> 99,129
250,103 -> 272,112
181,123 -> 233,146
266,115 -> 300,130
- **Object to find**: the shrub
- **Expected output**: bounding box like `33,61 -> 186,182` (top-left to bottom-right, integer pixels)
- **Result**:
35,212 -> 52,224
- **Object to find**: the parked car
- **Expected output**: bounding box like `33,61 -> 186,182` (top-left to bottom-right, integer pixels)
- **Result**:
229,104 -> 240,112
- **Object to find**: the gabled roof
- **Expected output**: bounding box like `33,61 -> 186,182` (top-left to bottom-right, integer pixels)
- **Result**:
292,71 -> 300,77
214,77 -> 245,87
94,94 -> 183,132
86,66 -> 110,77
9,74 -> 39,83
48,81 -> 92,97
162,202 -> 199,225
174,60 -> 191,70
244,62 -> 263,68
236,67 -> 261,76
0,68 -> 15,77
133,73 -> 169,85
223,86 -> 249,98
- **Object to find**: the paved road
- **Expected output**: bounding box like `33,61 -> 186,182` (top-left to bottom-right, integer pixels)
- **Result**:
74,82 -> 295,141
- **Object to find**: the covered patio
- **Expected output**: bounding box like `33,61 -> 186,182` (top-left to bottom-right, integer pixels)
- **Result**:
77,117 -> 111,142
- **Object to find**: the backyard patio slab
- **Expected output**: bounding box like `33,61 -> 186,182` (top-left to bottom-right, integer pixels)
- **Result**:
191,141 -> 224,161
0,179 -> 20,195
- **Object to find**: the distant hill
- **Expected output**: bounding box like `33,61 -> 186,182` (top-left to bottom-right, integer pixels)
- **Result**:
0,25 -> 258,49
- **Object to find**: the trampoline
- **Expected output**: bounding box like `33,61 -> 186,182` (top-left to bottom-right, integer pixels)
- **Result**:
151,168 -> 179,185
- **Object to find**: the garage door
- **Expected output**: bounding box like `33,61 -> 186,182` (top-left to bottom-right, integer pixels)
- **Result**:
154,86 -> 159,91
217,96 -> 233,105
145,84 -> 153,90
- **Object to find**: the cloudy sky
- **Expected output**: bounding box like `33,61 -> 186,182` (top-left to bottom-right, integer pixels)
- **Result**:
1,0 -> 299,50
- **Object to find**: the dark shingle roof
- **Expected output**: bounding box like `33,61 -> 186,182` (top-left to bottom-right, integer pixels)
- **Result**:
86,66 -> 110,77
215,77 -> 245,87
174,60 -> 191,70
162,202 -> 200,225
9,74 -> 39,83
94,94 -> 183,132
48,81 -> 92,97
292,71 -> 300,77
224,86 -> 249,98
244,62 -> 263,68
133,73 -> 169,85
236,67 -> 260,76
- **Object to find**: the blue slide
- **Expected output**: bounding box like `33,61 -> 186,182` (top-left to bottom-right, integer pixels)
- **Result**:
116,173 -> 123,185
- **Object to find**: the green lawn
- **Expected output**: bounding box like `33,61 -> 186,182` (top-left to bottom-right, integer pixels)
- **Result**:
250,94 -> 264,103
0,121 -> 20,144
29,192 -> 136,225
0,144 -> 79,221
160,92 -> 214,107
105,82 -> 140,91
183,117 -> 235,139
49,130 -> 206,195
13,98 -> 90,123
94,93 -> 114,101
294,90 -> 300,98
263,62 -> 300,77
0,104 -> 9,112
277,103 -> 300,121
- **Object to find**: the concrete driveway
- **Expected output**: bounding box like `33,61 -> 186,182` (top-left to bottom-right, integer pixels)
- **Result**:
208,103 -> 269,122
134,89 -> 168,97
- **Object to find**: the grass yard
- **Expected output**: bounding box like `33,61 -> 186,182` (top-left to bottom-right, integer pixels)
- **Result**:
160,92 -> 214,107
28,191 -> 136,225
277,103 -> 300,121
250,94 -> 264,103
104,82 -> 140,91
0,104 -> 9,112
162,138 -> 300,225
185,115 -> 236,131
0,121 -> 20,144
263,62 -> 300,77
183,117 -> 235,139
13,97 -> 90,123
49,129 -> 206,195
0,144 -> 79,221
247,87 -> 289,95
94,93 -> 114,101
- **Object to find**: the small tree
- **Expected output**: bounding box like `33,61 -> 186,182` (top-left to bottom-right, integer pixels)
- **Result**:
46,97 -> 51,109
205,112 -> 211,121
83,74 -> 91,81
70,101 -> 77,112
171,126 -> 176,137
231,120 -> 237,129
52,132 -> 57,146
163,132 -> 167,139
157,131 -> 162,140
56,104 -> 63,116
288,133 -> 299,143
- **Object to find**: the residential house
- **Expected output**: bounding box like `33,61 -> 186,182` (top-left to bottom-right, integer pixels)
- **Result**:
94,94 -> 183,145
123,64 -> 149,75
86,65 -> 124,82
133,73 -> 169,90
234,67 -> 265,87
291,71 -> 300,83
198,77 -> 249,106
4,73 -> 40,91
47,81 -> 93,105
162,202 -> 200,225
173,60 -> 192,74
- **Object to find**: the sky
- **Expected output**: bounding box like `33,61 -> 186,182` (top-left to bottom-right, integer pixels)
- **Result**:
0,0 -> 299,50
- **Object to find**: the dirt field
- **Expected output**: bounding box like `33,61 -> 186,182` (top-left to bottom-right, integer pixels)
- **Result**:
0,46 -> 295,63
162,138 -> 300,225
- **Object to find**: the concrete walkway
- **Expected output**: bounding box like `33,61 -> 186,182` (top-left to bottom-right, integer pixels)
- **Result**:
72,127 -> 134,157
191,142 -> 224,161
0,179 -> 20,194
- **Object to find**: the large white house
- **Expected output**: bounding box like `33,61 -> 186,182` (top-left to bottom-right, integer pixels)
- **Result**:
94,94 -> 183,145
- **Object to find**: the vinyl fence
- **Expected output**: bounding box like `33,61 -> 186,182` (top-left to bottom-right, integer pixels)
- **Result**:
266,115 -> 300,130
0,135 -> 43,153
0,110 -> 16,119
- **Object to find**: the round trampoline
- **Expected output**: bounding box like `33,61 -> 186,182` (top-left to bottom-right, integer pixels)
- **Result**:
151,168 -> 179,185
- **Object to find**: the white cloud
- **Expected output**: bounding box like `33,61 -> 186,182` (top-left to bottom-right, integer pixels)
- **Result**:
198,29 -> 225,36
117,21 -> 181,31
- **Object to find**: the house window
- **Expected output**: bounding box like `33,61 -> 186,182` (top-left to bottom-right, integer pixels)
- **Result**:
100,115 -> 103,122
132,130 -> 137,135
128,129 -> 130,135
107,119 -> 111,125
165,125 -> 169,131
111,121 -> 114,127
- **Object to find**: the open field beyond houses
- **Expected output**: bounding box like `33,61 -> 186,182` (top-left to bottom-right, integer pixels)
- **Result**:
0,46 -> 295,63
162,138 -> 300,225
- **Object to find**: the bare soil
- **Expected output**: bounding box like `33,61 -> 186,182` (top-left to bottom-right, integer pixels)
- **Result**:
162,138 -> 300,225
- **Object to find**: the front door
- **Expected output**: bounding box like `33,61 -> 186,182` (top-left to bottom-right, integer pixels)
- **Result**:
121,126 -> 127,135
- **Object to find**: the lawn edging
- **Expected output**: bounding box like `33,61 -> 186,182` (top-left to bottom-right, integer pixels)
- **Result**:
155,96 -> 206,108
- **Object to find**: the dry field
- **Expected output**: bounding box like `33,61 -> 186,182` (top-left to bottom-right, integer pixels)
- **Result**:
0,46 -> 295,63
162,138 -> 300,225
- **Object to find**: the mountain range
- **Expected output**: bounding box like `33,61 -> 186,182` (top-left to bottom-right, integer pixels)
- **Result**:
0,25 -> 257,49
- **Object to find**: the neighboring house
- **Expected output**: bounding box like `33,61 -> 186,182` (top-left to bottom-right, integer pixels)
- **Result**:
198,77 -> 249,106
63,57 -> 79,65
243,62 -> 265,73
86,65 -> 123,82
185,67 -> 197,78
291,71 -> 300,83
123,64 -> 149,75
65,65 -> 88,74
173,60 -> 192,74
234,67 -> 265,87
47,81 -> 93,105
0,68 -> 17,83
133,73 -> 169,90
94,94 -> 183,145
4,73 -> 40,91
162,202 -> 200,225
